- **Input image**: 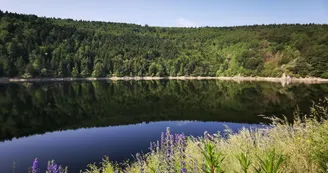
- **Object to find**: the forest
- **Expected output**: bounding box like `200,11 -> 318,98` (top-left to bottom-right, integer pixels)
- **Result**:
1,10 -> 328,78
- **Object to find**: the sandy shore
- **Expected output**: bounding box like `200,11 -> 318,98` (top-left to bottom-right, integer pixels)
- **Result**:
2,76 -> 328,84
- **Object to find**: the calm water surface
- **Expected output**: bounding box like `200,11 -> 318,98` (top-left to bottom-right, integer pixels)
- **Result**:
0,80 -> 328,172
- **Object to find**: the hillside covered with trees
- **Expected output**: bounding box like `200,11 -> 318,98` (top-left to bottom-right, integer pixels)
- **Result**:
1,10 -> 328,78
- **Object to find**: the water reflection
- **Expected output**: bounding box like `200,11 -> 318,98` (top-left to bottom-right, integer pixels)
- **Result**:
0,80 -> 327,172
1,80 -> 328,141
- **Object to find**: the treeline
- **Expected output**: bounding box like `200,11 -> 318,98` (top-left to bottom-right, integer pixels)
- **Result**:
0,10 -> 328,78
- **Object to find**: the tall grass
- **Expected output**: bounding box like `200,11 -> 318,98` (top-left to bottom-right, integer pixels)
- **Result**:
33,98 -> 328,173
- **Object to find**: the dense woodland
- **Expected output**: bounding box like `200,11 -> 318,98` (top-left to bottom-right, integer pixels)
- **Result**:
1,10 -> 328,78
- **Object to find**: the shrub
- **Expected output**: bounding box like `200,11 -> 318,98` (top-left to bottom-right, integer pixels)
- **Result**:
320,72 -> 328,79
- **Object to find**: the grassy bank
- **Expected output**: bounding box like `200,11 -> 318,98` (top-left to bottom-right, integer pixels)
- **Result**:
30,99 -> 328,173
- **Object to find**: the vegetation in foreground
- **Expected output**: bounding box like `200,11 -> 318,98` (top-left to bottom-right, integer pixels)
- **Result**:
29,99 -> 328,173
1,11 -> 328,79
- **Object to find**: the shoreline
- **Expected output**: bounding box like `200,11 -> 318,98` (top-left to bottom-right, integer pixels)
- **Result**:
1,76 -> 328,84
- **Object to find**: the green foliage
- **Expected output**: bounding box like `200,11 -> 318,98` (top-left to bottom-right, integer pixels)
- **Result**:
41,68 -> 47,77
245,57 -> 263,70
308,98 -> 328,172
82,157 -> 119,173
236,151 -> 252,173
22,72 -> 32,78
71,66 -> 79,77
320,72 -> 328,79
92,62 -> 104,77
200,138 -> 225,173
254,150 -> 285,173
0,12 -> 328,78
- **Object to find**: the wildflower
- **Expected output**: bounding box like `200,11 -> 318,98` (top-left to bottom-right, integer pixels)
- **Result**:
149,142 -> 155,155
136,153 -> 145,173
306,140 -> 311,143
149,142 -> 153,151
169,134 -> 174,155
177,134 -> 187,172
180,167 -> 187,173
162,127 -> 175,172
46,160 -> 65,173
156,140 -> 160,154
166,127 -> 171,148
169,134 -> 175,164
161,132 -> 165,151
46,160 -> 59,173
32,158 -> 39,173
297,137 -> 301,140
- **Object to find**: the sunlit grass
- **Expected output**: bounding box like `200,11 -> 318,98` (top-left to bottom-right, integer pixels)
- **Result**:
80,98 -> 328,173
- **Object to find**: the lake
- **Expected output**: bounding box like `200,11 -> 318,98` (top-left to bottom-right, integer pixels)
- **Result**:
0,80 -> 327,172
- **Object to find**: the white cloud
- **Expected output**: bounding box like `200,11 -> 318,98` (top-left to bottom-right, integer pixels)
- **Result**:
175,18 -> 198,27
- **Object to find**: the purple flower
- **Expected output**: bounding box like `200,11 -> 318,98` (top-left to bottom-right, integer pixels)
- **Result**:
156,140 -> 160,153
165,127 -> 171,149
32,158 -> 39,173
161,132 -> 165,151
47,160 -> 63,173
169,134 -> 174,155
136,153 -> 145,173
177,134 -> 187,172
149,142 -> 155,154
169,134 -> 175,169
175,134 -> 179,145
180,167 -> 187,173
162,127 -> 176,172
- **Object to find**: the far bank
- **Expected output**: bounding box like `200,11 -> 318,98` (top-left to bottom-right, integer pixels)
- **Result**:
2,76 -> 328,84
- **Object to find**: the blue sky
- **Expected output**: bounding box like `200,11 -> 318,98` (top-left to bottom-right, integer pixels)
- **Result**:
1,0 -> 328,27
